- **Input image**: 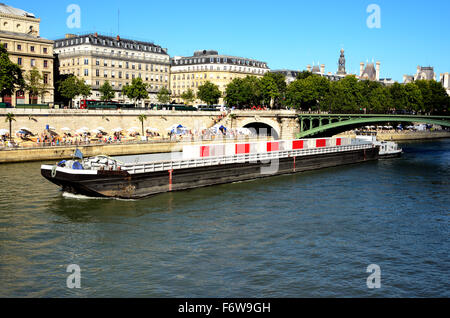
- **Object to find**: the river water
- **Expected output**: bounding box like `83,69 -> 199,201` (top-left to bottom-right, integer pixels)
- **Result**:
0,140 -> 448,298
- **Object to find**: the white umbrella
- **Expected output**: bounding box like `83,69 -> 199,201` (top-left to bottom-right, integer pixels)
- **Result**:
76,129 -> 88,134
112,128 -> 123,133
91,129 -> 101,134
0,129 -> 9,135
61,127 -> 71,132
78,127 -> 89,131
96,127 -> 106,132
145,127 -> 158,132
127,127 -> 140,132
20,127 -> 33,132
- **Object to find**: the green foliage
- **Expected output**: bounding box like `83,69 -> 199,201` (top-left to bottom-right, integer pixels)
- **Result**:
57,75 -> 92,107
224,76 -> 263,108
286,74 -> 330,111
99,81 -> 115,101
78,80 -> 91,100
157,87 -> 171,104
259,75 -> 279,107
263,73 -> 287,107
58,75 -> 79,107
403,83 -> 423,112
122,78 -> 149,105
197,81 -> 222,106
24,68 -> 43,98
296,71 -> 314,80
0,44 -> 25,98
181,88 -> 195,105
415,80 -> 450,114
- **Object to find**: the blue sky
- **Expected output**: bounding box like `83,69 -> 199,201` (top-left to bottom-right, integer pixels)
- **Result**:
6,0 -> 450,82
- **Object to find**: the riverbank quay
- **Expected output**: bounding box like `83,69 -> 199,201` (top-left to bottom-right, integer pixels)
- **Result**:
0,138 -> 271,164
338,130 -> 450,141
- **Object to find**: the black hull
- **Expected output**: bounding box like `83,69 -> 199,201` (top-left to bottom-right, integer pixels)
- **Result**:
42,148 -> 379,199
379,152 -> 403,159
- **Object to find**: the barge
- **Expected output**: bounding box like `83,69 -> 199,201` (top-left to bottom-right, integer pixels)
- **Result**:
41,137 -> 389,199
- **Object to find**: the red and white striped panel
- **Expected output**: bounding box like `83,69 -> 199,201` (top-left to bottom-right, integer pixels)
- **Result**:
292,140 -> 304,150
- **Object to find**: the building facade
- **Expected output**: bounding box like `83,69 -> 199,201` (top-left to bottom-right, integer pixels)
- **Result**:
403,66 -> 436,83
440,73 -> 450,96
0,3 -> 54,106
53,33 -> 170,107
170,50 -> 269,105
270,70 -> 300,84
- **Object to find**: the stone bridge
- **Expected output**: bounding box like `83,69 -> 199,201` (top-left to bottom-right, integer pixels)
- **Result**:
1,108 -> 449,140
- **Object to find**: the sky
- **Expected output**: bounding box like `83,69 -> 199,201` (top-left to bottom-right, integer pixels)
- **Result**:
5,0 -> 450,82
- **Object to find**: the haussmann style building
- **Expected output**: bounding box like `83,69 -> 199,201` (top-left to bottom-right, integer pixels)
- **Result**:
0,3 -> 54,106
170,50 -> 270,105
53,33 -> 170,107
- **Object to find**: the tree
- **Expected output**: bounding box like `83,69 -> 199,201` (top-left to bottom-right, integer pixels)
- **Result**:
57,75 -> 80,108
403,83 -> 423,112
263,72 -> 287,108
224,78 -> 245,108
296,71 -> 314,80
122,77 -> 149,106
197,81 -> 221,106
389,82 -> 407,111
138,114 -> 147,137
0,44 -> 25,101
4,112 -> 15,141
57,75 -> 91,107
181,88 -> 195,105
24,67 -> 50,104
427,80 -> 450,114
78,79 -> 91,101
224,76 -> 262,108
259,75 -> 279,107
286,74 -> 330,111
157,87 -> 171,104
99,81 -> 115,101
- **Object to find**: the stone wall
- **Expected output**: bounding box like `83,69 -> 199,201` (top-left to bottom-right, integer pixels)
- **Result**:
0,109 -> 222,137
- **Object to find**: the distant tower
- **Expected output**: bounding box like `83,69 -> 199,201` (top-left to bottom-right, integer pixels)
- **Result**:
337,48 -> 347,75
360,62 -> 365,76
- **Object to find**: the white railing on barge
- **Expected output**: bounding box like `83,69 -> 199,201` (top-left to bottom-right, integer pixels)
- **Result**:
120,143 -> 374,175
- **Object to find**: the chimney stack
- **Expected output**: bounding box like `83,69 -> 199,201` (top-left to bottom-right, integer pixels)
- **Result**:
376,62 -> 381,81
360,62 -> 365,76
320,64 -> 325,75
307,65 -> 311,72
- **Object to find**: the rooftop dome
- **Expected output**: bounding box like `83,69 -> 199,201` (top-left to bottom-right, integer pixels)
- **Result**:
0,3 -> 36,18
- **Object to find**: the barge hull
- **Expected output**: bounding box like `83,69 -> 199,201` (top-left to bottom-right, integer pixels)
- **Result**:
42,147 -> 378,199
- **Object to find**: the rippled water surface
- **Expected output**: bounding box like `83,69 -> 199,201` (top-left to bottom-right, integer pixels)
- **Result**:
0,139 -> 449,297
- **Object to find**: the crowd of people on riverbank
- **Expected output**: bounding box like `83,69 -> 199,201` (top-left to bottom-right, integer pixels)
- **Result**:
0,124 -> 258,150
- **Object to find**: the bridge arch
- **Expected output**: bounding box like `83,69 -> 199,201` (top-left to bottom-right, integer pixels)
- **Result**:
239,117 -> 281,140
298,116 -> 450,138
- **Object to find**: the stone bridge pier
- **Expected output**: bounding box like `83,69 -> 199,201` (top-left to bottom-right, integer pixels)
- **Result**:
228,110 -> 300,140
